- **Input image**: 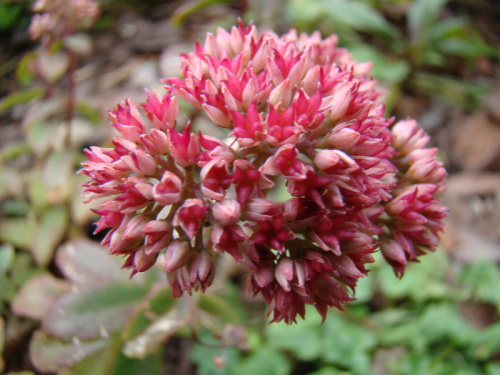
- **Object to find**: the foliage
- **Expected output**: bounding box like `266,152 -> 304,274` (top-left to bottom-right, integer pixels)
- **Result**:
0,0 -> 32,33
21,247 -> 499,375
190,252 -> 500,375
286,0 -> 498,111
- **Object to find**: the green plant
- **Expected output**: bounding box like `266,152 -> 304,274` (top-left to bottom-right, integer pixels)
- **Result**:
190,251 -> 500,375
286,0 -> 498,110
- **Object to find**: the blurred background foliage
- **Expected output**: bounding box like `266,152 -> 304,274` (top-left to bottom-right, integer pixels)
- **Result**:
0,0 -> 500,374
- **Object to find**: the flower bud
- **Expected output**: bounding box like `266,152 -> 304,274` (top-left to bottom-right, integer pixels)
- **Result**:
275,258 -> 294,292
152,171 -> 183,205
133,246 -> 157,272
122,214 -> 149,241
327,127 -> 360,149
381,239 -> 407,277
212,199 -> 241,226
254,262 -> 275,288
164,240 -> 191,273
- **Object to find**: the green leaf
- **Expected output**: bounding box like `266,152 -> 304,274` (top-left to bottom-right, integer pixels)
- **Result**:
0,218 -> 37,251
0,244 -> 15,277
1,199 -> 30,217
66,340 -> 162,375
16,51 -> 37,87
22,96 -> 66,129
198,291 -> 244,326
10,252 -> 38,287
286,0 -> 326,29
55,239 -> 132,286
309,368 -> 351,375
417,303 -> 476,346
474,322 -> 500,360
0,168 -> 23,200
427,17 -> 469,40
0,3 -> 23,31
0,142 -> 31,163
38,51 -> 69,83
27,173 -> 51,213
0,316 -> 4,373
12,273 -> 71,321
320,0 -> 399,38
122,284 -> 176,342
32,206 -> 69,266
438,38 -> 499,59
235,347 -> 291,375
408,0 -> 448,42
350,272 -> 375,304
321,312 -> 377,374
43,282 -> 147,341
75,101 -> 102,124
64,33 -> 93,56
377,250 -> 451,302
457,259 -> 500,306
266,307 -> 323,361
486,363 -> 500,375
29,330 -> 109,373
413,72 -> 489,110
190,337 -> 241,375
0,277 -> 16,304
123,307 -> 186,359
42,150 -> 74,199
26,122 -> 59,156
348,45 -> 410,84
379,303 -> 476,351
59,339 -> 121,375
0,87 -> 43,112
110,350 -> 162,375
171,0 -> 234,27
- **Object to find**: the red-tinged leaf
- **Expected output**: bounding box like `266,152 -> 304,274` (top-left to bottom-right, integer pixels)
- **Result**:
0,218 -> 37,251
12,273 -> 71,320
55,239 -> 131,286
43,282 -> 146,341
31,206 -> 69,266
30,330 -> 108,373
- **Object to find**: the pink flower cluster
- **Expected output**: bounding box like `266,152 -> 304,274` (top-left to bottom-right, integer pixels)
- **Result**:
29,0 -> 99,44
81,22 -> 447,323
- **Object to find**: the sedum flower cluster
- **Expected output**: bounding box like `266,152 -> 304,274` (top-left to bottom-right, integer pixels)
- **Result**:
81,22 -> 447,323
29,0 -> 99,44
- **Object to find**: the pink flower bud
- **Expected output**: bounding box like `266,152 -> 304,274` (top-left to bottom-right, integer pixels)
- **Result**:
167,123 -> 199,167
122,214 -> 149,241
212,199 -> 241,226
253,262 -> 275,288
275,258 -> 294,292
314,149 -> 358,174
269,78 -> 292,107
321,83 -> 351,121
164,240 -> 192,272
133,246 -> 157,273
187,250 -> 215,292
392,119 -> 430,155
173,199 -> 208,239
152,171 -> 183,206
381,239 -> 407,277
202,104 -> 232,128
327,126 -> 360,149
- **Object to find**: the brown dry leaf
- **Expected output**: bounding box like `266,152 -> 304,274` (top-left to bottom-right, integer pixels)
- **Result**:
450,111 -> 500,171
447,172 -> 500,196
485,86 -> 500,123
